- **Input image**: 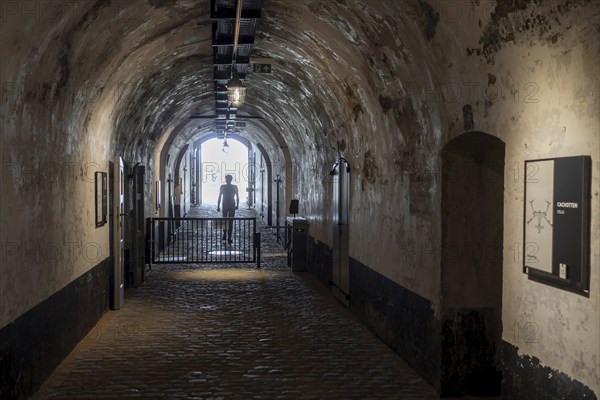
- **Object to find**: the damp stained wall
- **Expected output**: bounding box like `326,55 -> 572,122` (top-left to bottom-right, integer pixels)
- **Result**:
491,11 -> 600,396
435,2 -> 599,393
0,0 -> 598,396
1,0 -> 215,325
251,0 -> 600,393
0,0 -> 118,329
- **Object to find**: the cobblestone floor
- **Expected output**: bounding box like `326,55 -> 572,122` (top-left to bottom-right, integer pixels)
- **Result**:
32,205 -> 492,400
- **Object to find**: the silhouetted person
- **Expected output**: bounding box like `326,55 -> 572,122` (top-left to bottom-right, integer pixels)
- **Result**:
217,174 -> 239,244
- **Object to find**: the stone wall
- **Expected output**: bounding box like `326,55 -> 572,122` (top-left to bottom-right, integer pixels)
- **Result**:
1,0 -> 598,398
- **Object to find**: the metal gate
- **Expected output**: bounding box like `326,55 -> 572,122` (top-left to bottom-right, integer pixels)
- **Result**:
148,217 -> 261,267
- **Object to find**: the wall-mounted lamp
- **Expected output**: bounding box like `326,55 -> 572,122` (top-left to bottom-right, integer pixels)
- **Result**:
227,75 -> 246,107
330,158 -> 351,175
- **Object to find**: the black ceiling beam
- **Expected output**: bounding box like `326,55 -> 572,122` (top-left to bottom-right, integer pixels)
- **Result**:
211,9 -> 261,20
214,83 -> 228,93
209,0 -> 262,127
213,56 -> 250,66
189,115 -> 263,120
211,21 -> 255,47
210,6 -> 261,21
210,0 -> 261,18
214,70 -> 246,80
213,46 -> 232,61
212,35 -> 255,47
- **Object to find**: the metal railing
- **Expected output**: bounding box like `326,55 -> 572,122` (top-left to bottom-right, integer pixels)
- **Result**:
147,217 -> 261,267
269,223 -> 293,248
268,221 -> 294,266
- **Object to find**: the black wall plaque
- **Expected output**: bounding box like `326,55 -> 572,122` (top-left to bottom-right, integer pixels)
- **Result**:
523,156 -> 591,296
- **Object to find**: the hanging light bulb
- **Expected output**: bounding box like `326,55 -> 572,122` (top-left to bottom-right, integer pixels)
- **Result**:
222,138 -> 230,153
226,75 -> 246,107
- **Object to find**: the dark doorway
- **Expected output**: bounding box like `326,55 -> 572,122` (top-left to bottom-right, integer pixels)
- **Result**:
130,164 -> 145,287
440,132 -> 505,396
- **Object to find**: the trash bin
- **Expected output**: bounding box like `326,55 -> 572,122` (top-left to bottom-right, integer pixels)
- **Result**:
289,217 -> 309,272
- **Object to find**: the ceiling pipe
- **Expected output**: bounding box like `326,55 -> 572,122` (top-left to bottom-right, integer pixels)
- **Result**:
232,0 -> 243,65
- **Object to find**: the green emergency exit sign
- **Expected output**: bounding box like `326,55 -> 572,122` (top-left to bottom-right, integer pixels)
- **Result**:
253,63 -> 272,73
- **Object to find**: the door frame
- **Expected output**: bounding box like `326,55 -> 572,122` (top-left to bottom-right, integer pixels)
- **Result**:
111,156 -> 125,310
331,158 -> 350,306
131,164 -> 145,288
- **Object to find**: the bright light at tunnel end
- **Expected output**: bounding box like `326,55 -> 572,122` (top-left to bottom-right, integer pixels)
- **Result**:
165,268 -> 279,282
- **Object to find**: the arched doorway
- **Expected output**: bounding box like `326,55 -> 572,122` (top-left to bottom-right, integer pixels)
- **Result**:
441,131 -> 505,396
200,137 -> 249,205
255,143 -> 273,226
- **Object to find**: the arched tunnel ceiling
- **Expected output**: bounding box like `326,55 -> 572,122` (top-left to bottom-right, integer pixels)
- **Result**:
134,0 -> 447,171
1,0 -> 451,169
3,0 -> 597,181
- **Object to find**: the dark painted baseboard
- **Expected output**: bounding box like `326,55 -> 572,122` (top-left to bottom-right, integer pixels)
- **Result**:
502,341 -> 597,400
348,257 -> 439,387
299,236 -> 598,400
305,236 -> 438,387
0,258 -> 111,400
441,308 -> 502,396
306,236 -> 332,288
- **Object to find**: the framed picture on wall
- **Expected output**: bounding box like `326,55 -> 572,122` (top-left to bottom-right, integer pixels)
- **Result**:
523,156 -> 591,296
95,171 -> 107,227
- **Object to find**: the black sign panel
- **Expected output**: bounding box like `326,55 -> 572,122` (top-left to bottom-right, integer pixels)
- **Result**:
524,155 -> 591,296
253,63 -> 272,73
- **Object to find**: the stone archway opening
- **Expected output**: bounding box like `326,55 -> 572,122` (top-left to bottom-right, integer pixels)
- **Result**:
440,131 -> 505,397
200,137 -> 250,206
